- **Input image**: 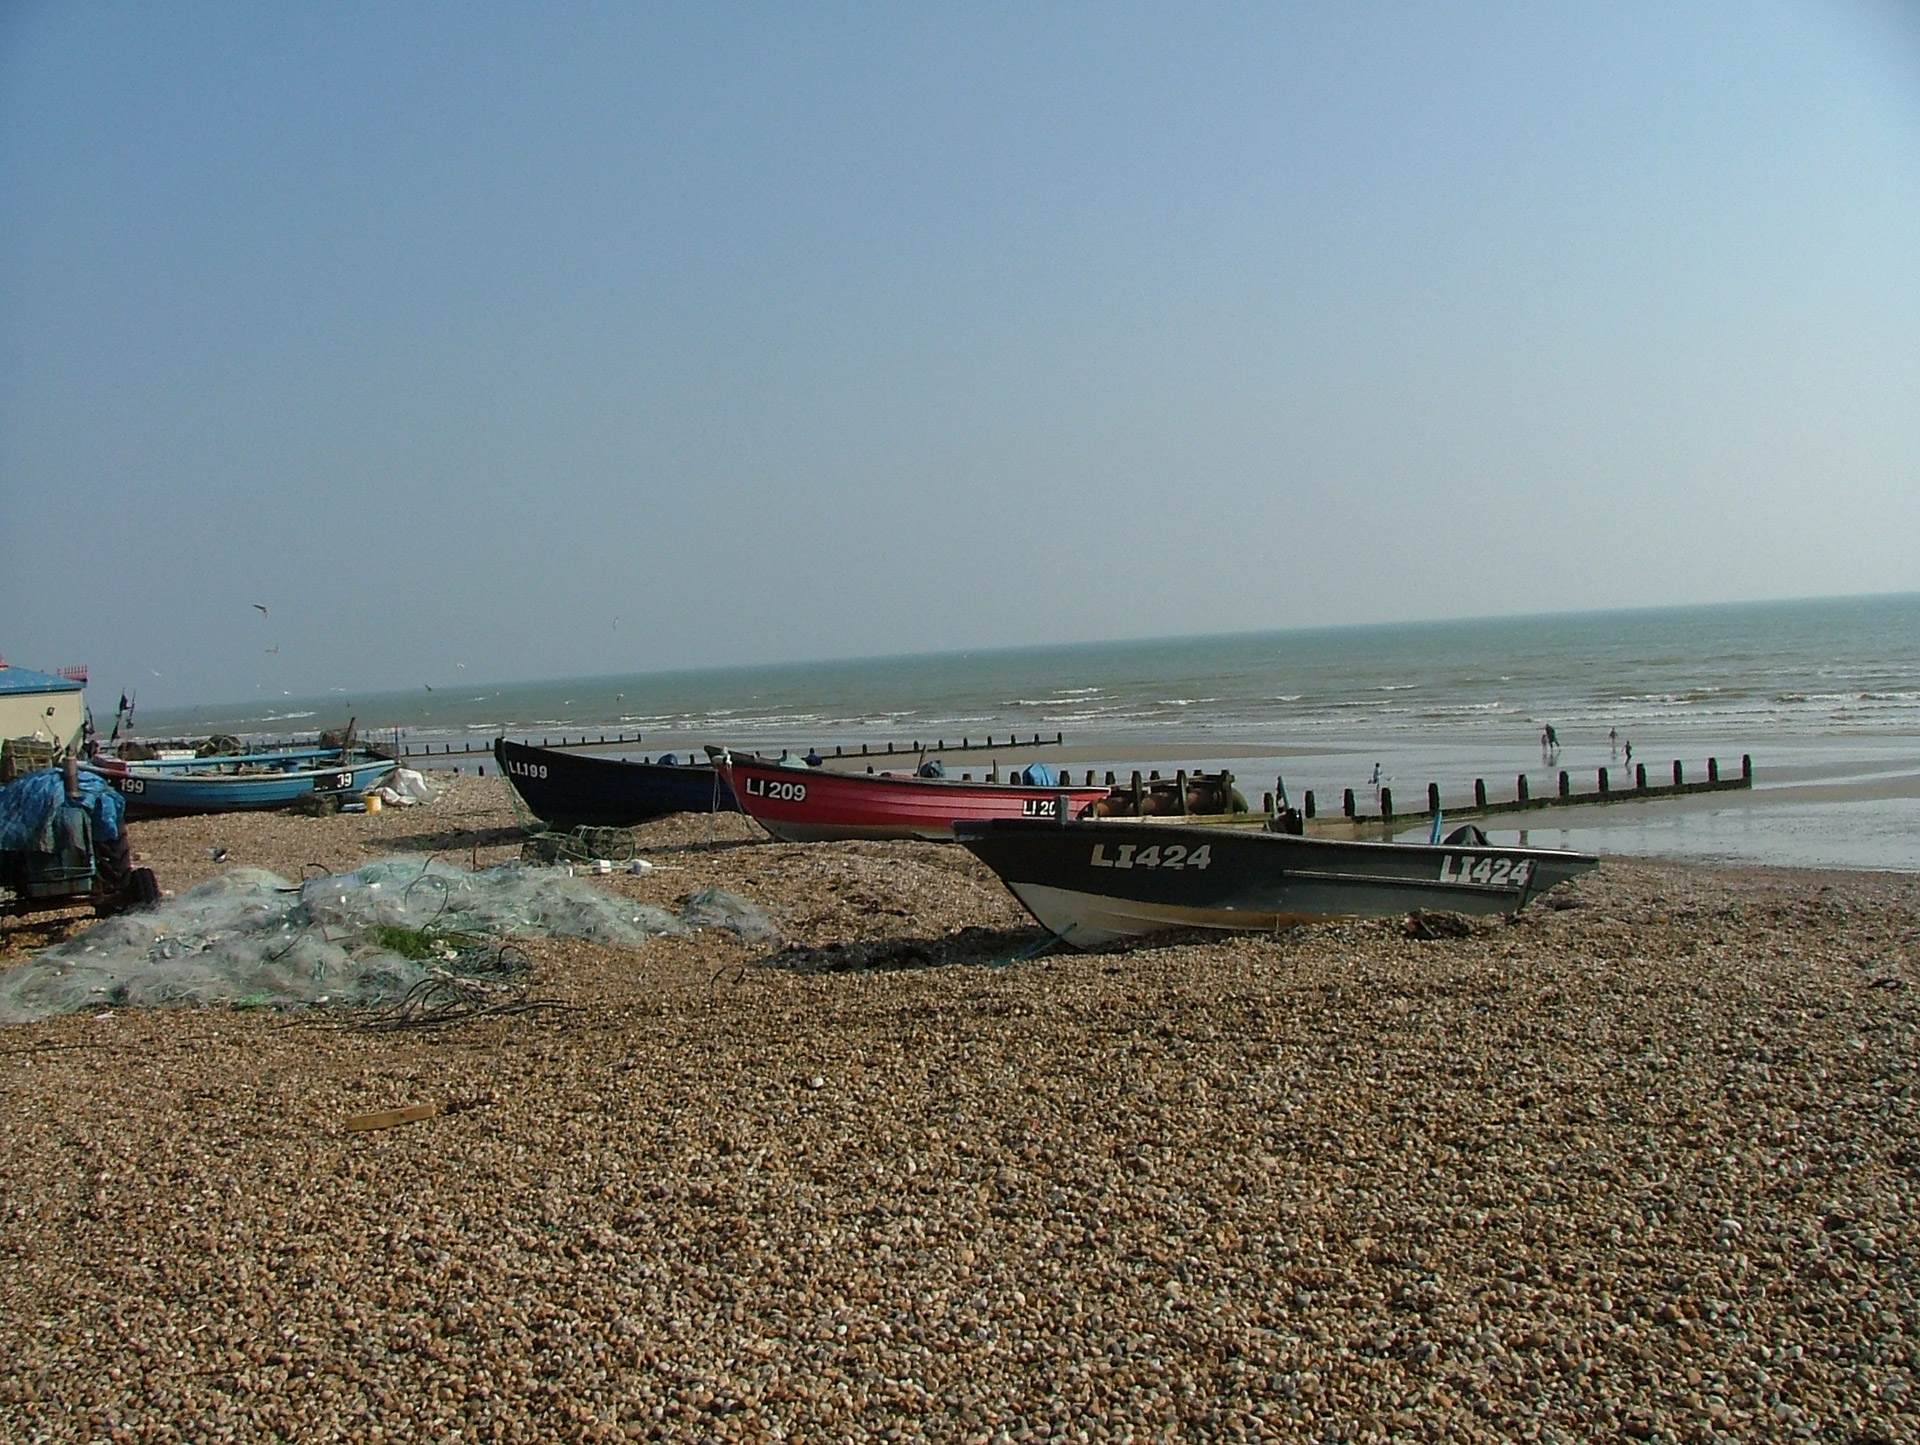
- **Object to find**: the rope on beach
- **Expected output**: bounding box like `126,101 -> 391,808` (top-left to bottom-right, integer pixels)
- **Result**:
350,975 -> 583,1031
520,826 -> 646,865
986,929 -> 1073,968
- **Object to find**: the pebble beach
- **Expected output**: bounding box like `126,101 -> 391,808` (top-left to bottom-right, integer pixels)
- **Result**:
2,776 -> 1916,1442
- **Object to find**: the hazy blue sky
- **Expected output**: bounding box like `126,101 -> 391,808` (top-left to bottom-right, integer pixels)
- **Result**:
4,2 -> 1917,708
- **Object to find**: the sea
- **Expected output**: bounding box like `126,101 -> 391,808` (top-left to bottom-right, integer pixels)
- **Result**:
142,593 -> 1920,872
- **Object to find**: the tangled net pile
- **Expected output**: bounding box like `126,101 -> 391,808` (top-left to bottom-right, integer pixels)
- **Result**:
0,858 -> 777,1024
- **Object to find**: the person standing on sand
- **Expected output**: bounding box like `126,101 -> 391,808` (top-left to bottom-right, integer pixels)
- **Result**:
1609,727 -> 1618,757
1623,738 -> 1633,769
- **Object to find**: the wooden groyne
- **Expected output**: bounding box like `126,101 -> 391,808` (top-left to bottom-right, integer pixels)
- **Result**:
395,731 -> 1068,762
1307,755 -> 1754,827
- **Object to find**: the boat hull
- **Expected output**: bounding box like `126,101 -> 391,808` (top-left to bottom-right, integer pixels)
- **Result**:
495,738 -> 740,829
954,818 -> 1599,947
88,751 -> 397,818
714,752 -> 1112,843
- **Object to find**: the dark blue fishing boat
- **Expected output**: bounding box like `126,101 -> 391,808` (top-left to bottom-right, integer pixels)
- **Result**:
85,747 -> 397,818
494,737 -> 740,828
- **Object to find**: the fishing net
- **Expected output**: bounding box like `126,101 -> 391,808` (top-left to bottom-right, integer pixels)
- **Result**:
0,857 -> 771,1024
298,857 -> 679,946
678,888 -> 783,945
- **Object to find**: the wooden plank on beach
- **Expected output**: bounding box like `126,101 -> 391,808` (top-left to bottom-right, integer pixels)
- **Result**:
344,1103 -> 439,1133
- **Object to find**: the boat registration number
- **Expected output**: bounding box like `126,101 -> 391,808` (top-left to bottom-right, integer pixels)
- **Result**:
315,770 -> 356,791
1440,855 -> 1533,887
744,776 -> 807,803
1021,798 -> 1061,817
1090,842 -> 1211,871
507,760 -> 548,780
116,776 -> 146,794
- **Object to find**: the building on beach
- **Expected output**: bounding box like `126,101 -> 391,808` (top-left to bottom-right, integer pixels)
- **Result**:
0,660 -> 87,753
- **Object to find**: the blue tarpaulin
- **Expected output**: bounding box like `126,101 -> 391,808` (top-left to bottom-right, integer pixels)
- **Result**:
1015,763 -> 1056,787
0,767 -> 124,852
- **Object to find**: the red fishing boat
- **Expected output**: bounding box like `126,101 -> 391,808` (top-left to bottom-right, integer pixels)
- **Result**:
710,749 -> 1113,843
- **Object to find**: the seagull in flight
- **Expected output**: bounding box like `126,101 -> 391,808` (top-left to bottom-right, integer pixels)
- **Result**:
253,604 -> 268,618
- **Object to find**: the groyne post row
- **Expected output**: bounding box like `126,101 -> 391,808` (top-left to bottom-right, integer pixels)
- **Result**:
396,732 -> 1069,760
1325,755 -> 1753,824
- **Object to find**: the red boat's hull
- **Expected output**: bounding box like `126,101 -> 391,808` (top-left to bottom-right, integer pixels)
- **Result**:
714,753 -> 1112,842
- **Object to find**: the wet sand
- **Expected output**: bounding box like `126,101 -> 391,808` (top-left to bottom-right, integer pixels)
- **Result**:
2,777 -> 1916,1442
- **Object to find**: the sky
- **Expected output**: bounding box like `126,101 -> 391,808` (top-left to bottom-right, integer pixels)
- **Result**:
3,1 -> 1918,709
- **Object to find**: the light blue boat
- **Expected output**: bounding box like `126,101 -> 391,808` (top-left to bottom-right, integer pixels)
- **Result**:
84,747 -> 398,817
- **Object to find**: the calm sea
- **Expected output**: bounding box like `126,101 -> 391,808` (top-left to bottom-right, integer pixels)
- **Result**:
144,593 -> 1920,870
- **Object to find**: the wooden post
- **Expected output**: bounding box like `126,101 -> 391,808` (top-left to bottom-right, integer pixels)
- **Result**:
1056,732 -> 1063,744
1517,774 -> 1529,803
1105,770 -> 1116,785
1742,754 -> 1752,781
1598,767 -> 1609,794
1262,791 -> 1274,814
1344,787 -> 1356,817
1427,782 -> 1441,814
1474,778 -> 1487,808
1673,759 -> 1684,786
1558,770 -> 1570,798
1176,769 -> 1190,815
1380,787 -> 1393,821
1707,757 -> 1719,783
1304,790 -> 1316,818
861,743 -> 868,755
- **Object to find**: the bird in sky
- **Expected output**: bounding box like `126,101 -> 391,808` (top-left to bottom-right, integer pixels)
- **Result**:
253,604 -> 268,618
424,683 -> 434,692
265,646 -> 279,654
